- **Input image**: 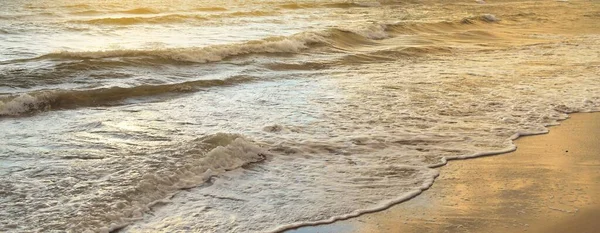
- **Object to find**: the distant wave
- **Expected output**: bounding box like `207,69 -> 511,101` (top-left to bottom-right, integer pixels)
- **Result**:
387,14 -> 501,35
0,76 -> 255,117
121,7 -> 161,14
278,2 -> 380,9
193,7 -> 228,12
72,8 -> 162,15
62,4 -> 92,9
335,45 -> 453,65
225,10 -> 275,17
71,10 -> 103,15
69,14 -> 208,25
461,14 -> 501,24
69,10 -> 277,25
324,2 -> 381,8
72,7 -> 227,16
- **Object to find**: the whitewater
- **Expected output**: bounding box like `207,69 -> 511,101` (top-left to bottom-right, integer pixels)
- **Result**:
1,0 -> 599,232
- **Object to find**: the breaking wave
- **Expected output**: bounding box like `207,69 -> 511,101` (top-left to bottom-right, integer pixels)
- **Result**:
4,131 -> 267,232
45,17 -> 498,65
38,31 -> 329,63
0,75 -> 256,117
97,133 -> 268,232
33,25 -> 391,64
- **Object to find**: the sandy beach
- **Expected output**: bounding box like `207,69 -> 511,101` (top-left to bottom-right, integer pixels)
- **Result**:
289,112 -> 600,233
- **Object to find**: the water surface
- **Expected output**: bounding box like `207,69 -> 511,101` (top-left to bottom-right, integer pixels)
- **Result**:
1,0 -> 599,232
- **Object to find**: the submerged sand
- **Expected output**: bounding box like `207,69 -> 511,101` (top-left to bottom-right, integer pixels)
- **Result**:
290,113 -> 600,232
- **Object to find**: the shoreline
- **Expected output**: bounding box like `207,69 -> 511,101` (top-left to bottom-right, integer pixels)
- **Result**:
287,112 -> 600,233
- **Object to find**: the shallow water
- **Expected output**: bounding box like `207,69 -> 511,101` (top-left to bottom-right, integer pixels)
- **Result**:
1,0 -> 599,232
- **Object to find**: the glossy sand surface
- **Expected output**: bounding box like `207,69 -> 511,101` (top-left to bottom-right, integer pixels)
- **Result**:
291,113 -> 600,233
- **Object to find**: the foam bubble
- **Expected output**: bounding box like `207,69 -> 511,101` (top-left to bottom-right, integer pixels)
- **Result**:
0,132 -> 266,233
0,93 -> 50,116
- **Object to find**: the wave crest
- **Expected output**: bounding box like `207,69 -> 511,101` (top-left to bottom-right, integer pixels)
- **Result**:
0,76 -> 255,117
23,18 -> 499,68
70,14 -> 207,25
121,7 -> 160,14
41,31 -> 329,63
193,7 -> 228,12
279,2 -> 380,10
70,10 -> 277,25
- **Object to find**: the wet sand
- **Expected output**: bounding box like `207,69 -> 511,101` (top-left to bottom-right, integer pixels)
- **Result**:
289,112 -> 600,233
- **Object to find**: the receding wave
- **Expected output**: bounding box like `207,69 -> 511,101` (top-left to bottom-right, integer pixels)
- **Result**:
0,75 -> 255,117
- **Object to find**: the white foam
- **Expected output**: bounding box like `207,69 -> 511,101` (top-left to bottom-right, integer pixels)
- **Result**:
0,132 -> 266,233
0,93 -> 49,116
117,34 -> 600,232
358,23 -> 389,40
105,135 -> 266,231
267,168 -> 439,232
481,14 -> 500,23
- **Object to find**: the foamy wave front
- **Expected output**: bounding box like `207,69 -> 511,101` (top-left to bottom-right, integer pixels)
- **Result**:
0,93 -> 52,116
102,134 -> 267,232
0,131 -> 266,232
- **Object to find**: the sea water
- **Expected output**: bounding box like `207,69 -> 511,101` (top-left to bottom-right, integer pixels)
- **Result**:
1,0 -> 599,232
